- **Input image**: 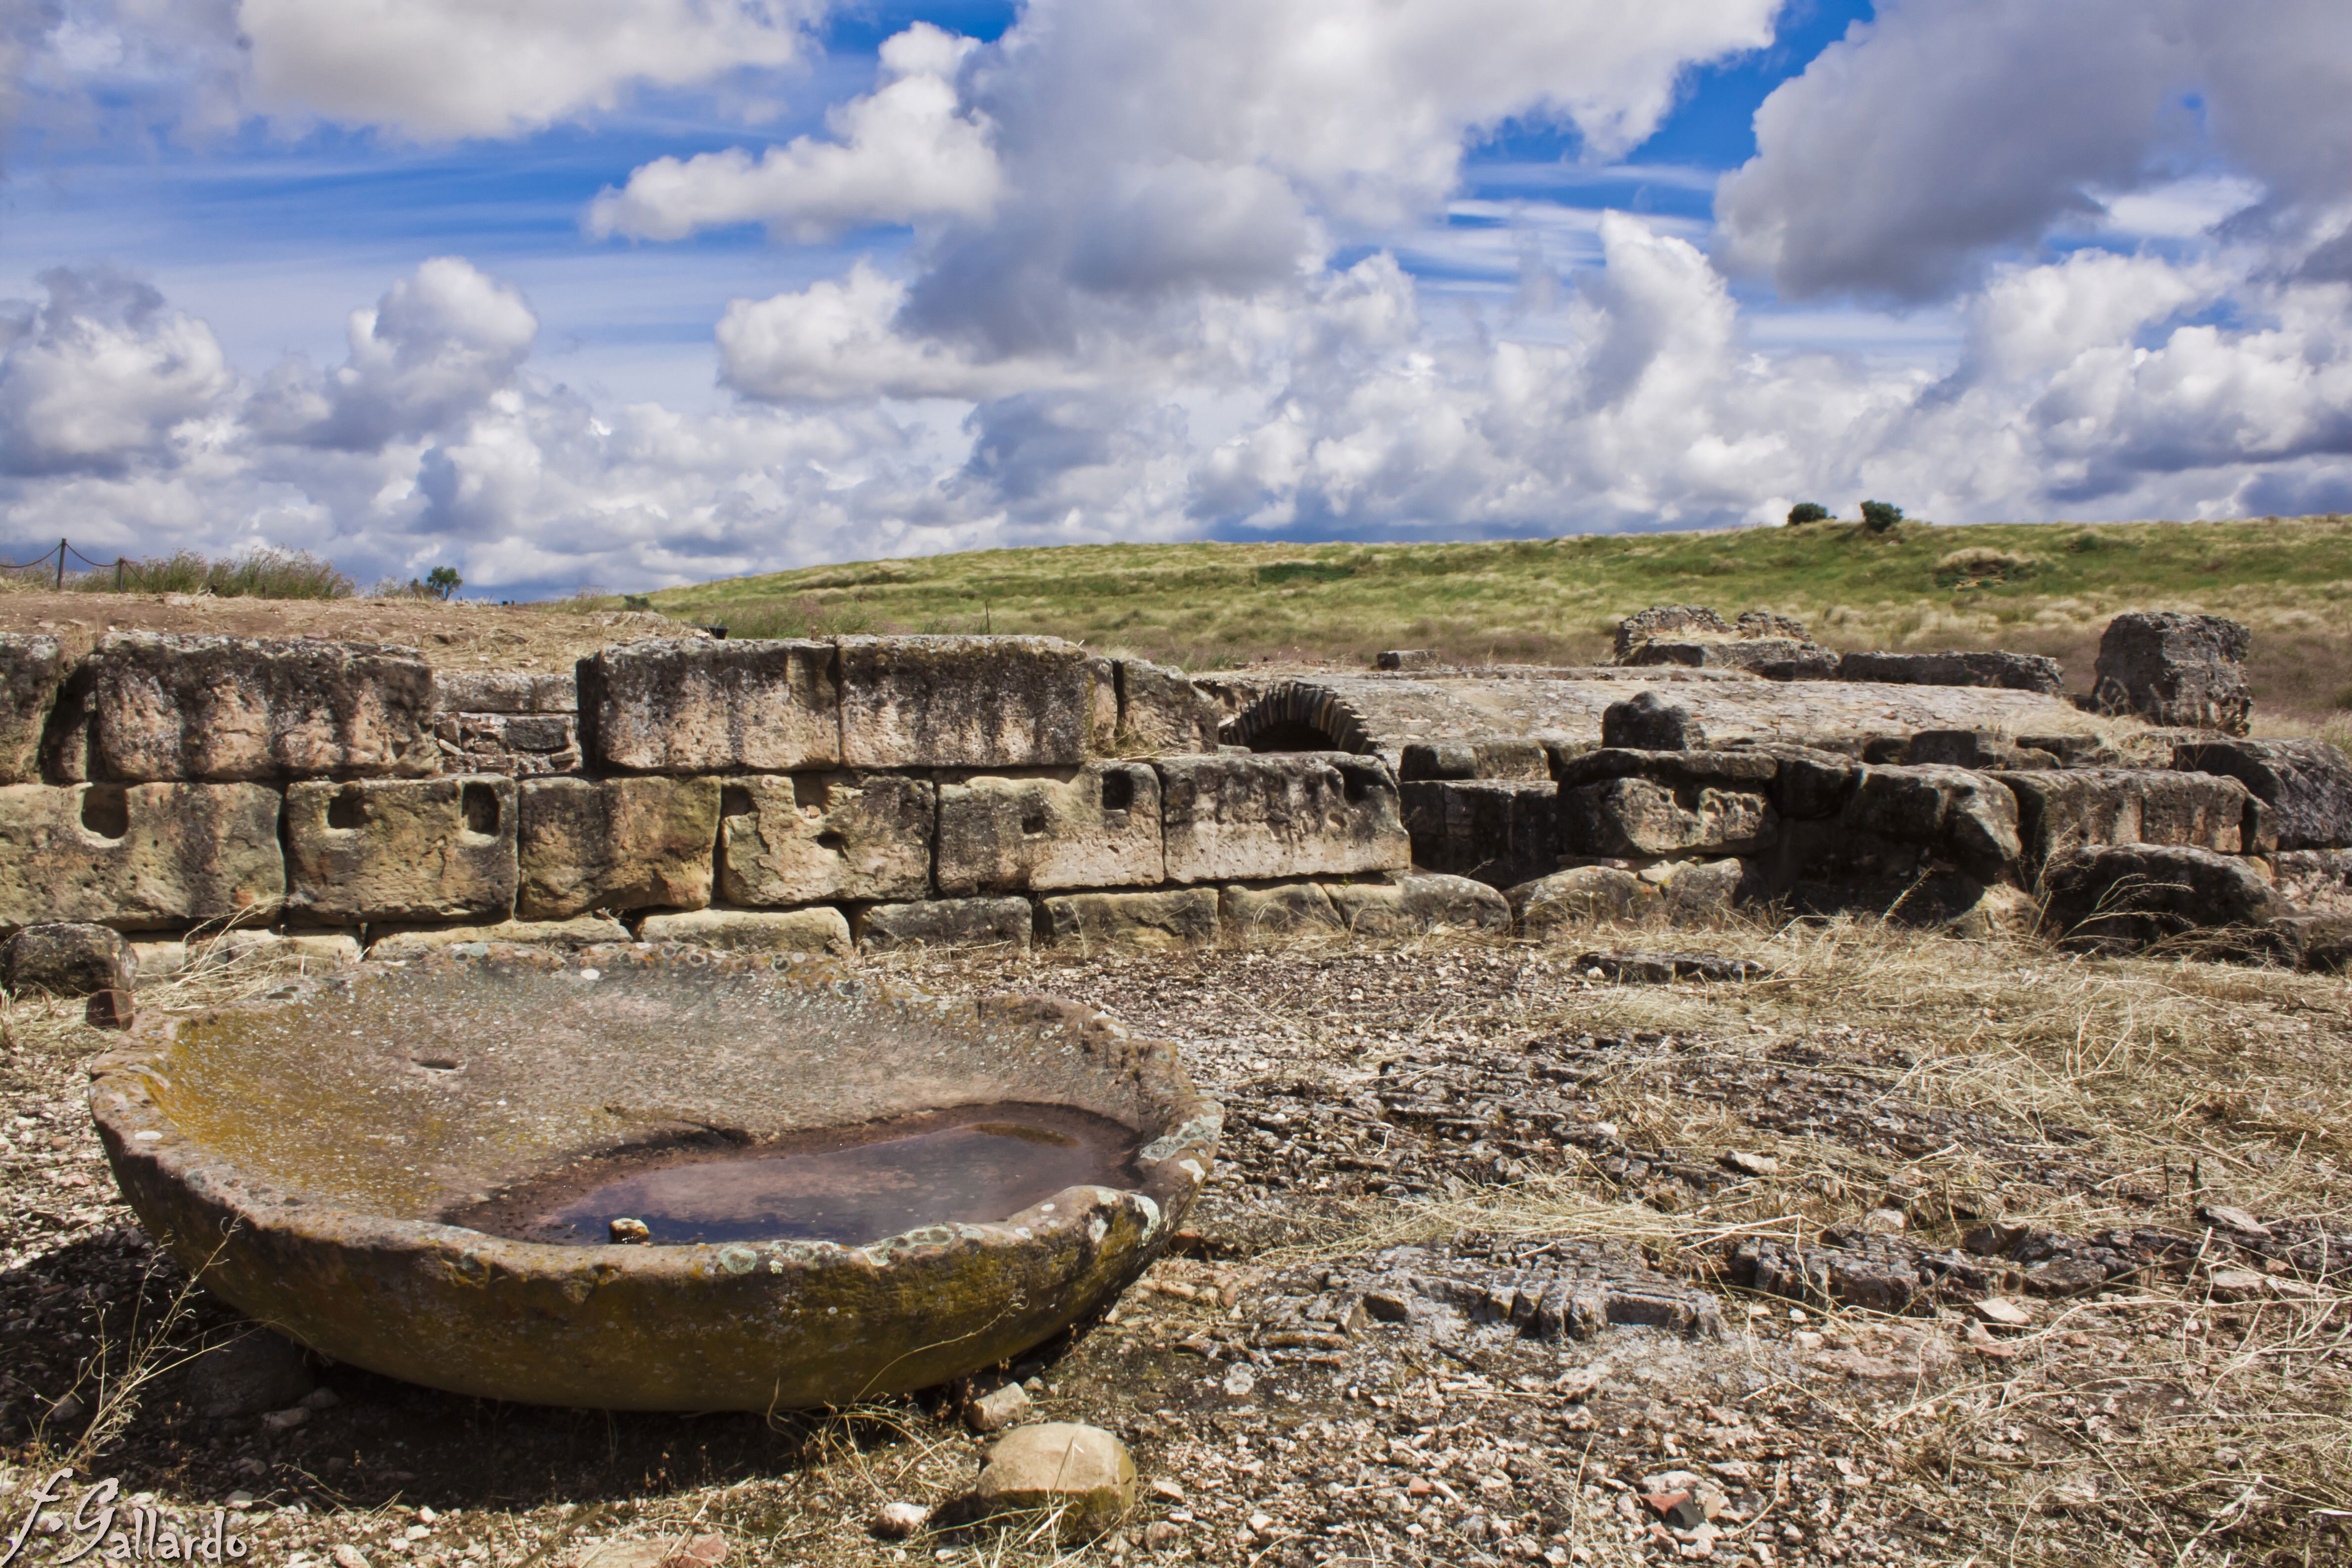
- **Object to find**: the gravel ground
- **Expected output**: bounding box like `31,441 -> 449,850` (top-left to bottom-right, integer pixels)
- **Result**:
3,925 -> 2349,1568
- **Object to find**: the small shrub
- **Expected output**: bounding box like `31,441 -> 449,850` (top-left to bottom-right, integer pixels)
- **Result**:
77,547 -> 353,599
1936,547 -> 2037,586
1859,500 -> 1904,534
2065,530 -> 2107,554
1787,501 -> 1830,526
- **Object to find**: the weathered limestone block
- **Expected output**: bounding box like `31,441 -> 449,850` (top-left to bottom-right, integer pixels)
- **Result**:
432,669 -> 578,714
89,633 -> 435,782
1995,768 -> 2255,864
285,777 -> 518,925
1627,637 -> 1838,679
1041,888 -> 1219,950
585,639 -> 840,774
1836,650 -> 2065,695
2042,844 -> 2280,949
518,777 -> 720,919
717,773 -> 934,905
1509,866 -> 1662,937
0,783 -> 284,932
637,907 -> 851,957
1398,738 -> 1551,781
856,896 -> 1035,952
1156,754 -> 1408,883
1111,658 -> 1220,754
2092,612 -> 2253,733
1326,874 -> 1511,935
366,914 -> 630,958
1602,691 -> 1704,751
935,764 -> 1161,894
974,1422 -> 1136,1542
2174,738 -> 2352,850
1842,765 -> 2022,864
1221,882 -> 1343,936
0,634 -> 66,784
1560,777 -> 1777,858
1376,649 -> 1438,671
1613,605 -> 1734,660
838,636 -> 1091,768
1402,779 -> 1558,886
2,923 -> 134,997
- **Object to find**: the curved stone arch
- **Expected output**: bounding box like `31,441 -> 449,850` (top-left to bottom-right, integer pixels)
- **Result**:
1219,682 -> 1375,754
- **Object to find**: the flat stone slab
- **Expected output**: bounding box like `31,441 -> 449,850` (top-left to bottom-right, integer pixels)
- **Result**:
636,907 -> 851,956
856,896 -> 1034,952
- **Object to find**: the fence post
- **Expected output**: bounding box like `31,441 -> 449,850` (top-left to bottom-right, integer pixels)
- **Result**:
116,557 -> 126,592
55,539 -> 66,590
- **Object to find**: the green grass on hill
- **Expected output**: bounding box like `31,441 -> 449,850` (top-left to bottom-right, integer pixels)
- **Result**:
634,515 -> 2352,724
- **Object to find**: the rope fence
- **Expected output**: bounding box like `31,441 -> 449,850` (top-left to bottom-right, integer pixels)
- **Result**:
0,538 -> 128,589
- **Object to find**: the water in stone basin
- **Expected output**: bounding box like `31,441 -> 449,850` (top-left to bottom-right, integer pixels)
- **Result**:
455,1102 -> 1143,1247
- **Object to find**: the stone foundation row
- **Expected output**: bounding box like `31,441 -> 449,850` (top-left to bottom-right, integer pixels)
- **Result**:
0,750 -> 1408,935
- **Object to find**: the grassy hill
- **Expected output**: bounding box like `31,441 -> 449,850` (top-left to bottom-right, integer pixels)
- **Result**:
635,515 -> 2352,726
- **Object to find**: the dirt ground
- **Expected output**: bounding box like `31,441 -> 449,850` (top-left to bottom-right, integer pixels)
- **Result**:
2,921 -> 2348,1568
0,588 -> 699,671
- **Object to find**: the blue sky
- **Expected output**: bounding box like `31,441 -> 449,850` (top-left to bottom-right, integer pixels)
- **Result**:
0,0 -> 2343,593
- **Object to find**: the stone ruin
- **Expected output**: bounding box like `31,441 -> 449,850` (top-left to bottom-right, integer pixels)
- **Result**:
1,605 -> 2348,989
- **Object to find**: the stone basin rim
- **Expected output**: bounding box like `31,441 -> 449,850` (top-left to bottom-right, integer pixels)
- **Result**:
82,943 -> 1222,1410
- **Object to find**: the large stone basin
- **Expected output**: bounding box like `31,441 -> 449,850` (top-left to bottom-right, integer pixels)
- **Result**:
86,943 -> 1221,1411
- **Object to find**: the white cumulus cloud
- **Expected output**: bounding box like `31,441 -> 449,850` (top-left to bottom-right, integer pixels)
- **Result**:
236,0 -> 821,139
586,24 -> 998,243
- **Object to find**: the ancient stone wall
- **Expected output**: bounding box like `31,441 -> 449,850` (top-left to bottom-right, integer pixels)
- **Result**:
3,629 -> 2345,973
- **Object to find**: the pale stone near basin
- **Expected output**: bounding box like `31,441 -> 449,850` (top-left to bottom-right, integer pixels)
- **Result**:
0,782 -> 284,932
975,1423 -> 1137,1541
89,633 -> 435,781
935,763 -> 1162,894
586,639 -> 840,774
717,773 -> 933,905
637,907 -> 851,957
518,777 -> 720,919
1156,754 -> 1408,883
285,777 -> 518,925
1041,888 -> 1219,949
